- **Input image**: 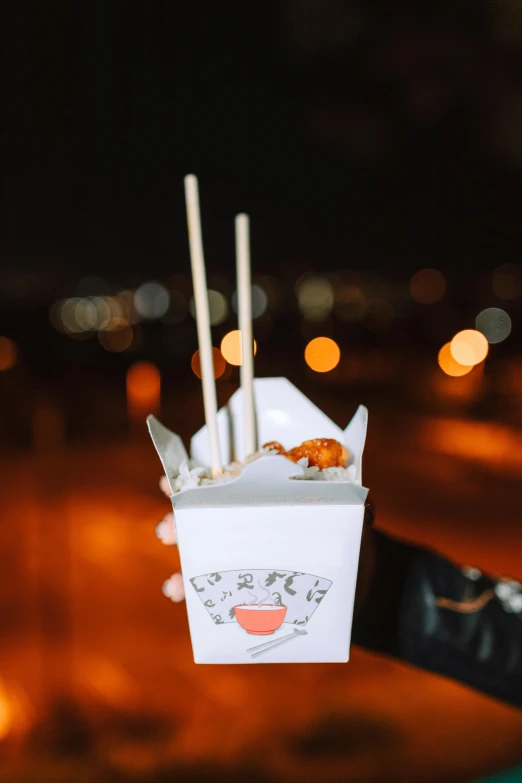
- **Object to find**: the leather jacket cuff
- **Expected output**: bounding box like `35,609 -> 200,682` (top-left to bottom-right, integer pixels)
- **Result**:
352,529 -> 522,709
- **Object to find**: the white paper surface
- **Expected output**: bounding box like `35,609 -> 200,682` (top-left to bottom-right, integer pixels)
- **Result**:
177,503 -> 364,664
147,377 -> 369,664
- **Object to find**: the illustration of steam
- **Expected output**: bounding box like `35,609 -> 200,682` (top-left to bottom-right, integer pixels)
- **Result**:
247,579 -> 272,608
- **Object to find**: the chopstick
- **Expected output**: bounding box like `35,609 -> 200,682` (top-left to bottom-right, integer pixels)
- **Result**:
249,628 -> 308,659
235,213 -> 256,457
184,174 -> 222,476
246,628 -> 299,653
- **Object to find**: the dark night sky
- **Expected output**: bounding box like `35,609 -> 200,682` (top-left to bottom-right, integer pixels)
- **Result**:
3,0 -> 522,284
2,0 -> 522,446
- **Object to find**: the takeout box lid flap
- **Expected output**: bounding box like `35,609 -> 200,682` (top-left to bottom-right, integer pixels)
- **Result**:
147,414 -> 189,495
191,377 -> 368,472
148,377 -> 369,497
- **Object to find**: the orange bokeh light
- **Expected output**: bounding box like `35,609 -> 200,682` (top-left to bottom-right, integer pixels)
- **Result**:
191,347 -> 226,379
304,337 -> 341,373
220,330 -> 257,366
126,361 -> 160,418
409,268 -> 446,304
98,323 -> 134,352
450,330 -> 489,367
437,343 -> 473,377
0,679 -> 13,740
0,337 -> 17,371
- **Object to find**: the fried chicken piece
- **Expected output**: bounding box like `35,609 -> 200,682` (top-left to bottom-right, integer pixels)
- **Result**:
262,438 -> 349,470
262,441 -> 286,454
285,438 -> 349,470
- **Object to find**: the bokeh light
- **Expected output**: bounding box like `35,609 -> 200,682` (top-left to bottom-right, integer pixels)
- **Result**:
60,298 -> 84,333
361,298 -> 395,333
109,317 -> 131,331
50,299 -> 66,332
97,296 -> 125,330
450,329 -> 489,366
0,337 -> 17,371
437,343 -> 473,377
220,330 -> 257,366
91,296 -> 113,329
191,347 -> 226,379
98,323 -> 134,352
304,337 -> 341,373
231,284 -> 268,319
71,298 -> 96,330
409,268 -> 446,304
475,307 -> 512,344
134,282 -> 170,319
0,679 -> 14,740
296,275 -> 334,321
115,290 -> 141,324
189,290 -> 228,326
52,295 -> 129,334
492,263 -> 522,300
126,361 -> 160,418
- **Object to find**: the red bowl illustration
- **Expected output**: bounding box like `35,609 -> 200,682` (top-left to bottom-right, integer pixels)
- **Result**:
234,604 -> 288,635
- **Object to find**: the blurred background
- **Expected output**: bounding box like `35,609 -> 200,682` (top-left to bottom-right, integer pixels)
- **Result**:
2,1 -> 522,781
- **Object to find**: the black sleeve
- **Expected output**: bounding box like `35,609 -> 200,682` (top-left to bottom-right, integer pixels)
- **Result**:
352,529 -> 522,710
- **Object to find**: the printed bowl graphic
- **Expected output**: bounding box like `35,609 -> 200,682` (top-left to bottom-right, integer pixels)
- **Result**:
234,604 -> 288,635
189,569 -> 333,628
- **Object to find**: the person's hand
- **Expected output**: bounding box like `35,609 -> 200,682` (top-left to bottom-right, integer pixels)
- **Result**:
156,476 -> 185,603
157,475 -> 376,616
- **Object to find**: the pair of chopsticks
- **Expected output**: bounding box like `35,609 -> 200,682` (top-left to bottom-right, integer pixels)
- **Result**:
184,175 -> 256,476
246,628 -> 308,659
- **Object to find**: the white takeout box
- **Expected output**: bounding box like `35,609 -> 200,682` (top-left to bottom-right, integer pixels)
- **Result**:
148,377 -> 368,664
